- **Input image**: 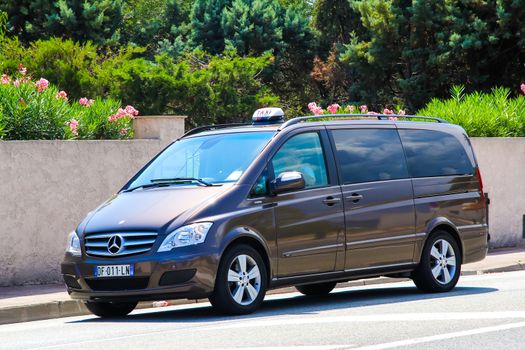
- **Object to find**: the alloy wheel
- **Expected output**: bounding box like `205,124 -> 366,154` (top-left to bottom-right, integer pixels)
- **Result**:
227,254 -> 261,305
430,238 -> 457,285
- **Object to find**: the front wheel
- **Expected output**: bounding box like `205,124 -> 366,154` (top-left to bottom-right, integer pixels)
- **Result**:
412,231 -> 461,293
209,244 -> 268,315
84,301 -> 137,318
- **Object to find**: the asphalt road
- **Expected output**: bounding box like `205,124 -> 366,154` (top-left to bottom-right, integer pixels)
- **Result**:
2,271 -> 525,350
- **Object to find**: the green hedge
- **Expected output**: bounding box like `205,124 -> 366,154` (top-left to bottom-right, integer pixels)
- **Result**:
418,86 -> 525,137
0,37 -> 279,129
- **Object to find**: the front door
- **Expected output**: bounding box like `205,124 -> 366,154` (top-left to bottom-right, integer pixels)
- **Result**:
271,131 -> 345,277
328,126 -> 416,270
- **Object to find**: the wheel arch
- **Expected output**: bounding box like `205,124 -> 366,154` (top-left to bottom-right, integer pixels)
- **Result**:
424,219 -> 464,264
219,228 -> 273,285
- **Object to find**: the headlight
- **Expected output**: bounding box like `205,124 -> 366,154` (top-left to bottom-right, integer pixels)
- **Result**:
66,231 -> 81,256
158,222 -> 213,252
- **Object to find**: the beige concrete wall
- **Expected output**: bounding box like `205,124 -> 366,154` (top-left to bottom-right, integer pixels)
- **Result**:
470,138 -> 525,248
0,140 -> 165,286
0,134 -> 522,286
0,116 -> 184,287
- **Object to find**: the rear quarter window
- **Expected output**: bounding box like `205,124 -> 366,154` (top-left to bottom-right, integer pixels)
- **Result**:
398,129 -> 474,178
331,128 -> 409,184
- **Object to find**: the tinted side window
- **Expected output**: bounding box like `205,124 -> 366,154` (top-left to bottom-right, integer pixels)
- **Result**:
398,129 -> 473,177
271,132 -> 328,189
331,129 -> 408,184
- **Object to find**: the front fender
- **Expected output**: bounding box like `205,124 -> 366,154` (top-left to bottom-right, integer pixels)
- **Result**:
218,226 -> 274,279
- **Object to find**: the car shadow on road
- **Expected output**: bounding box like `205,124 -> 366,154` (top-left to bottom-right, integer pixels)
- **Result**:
68,283 -> 498,324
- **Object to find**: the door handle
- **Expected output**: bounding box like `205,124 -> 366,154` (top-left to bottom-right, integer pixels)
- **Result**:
322,196 -> 341,206
346,193 -> 363,203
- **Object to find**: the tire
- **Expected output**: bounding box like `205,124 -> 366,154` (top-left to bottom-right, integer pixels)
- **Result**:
84,301 -> 137,318
209,244 -> 268,315
412,230 -> 462,293
296,282 -> 337,296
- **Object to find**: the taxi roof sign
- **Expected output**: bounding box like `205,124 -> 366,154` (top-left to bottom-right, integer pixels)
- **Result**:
252,107 -> 284,124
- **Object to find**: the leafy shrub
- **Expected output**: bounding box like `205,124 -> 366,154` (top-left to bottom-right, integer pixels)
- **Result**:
418,86 -> 525,137
0,37 -> 278,127
0,67 -> 136,140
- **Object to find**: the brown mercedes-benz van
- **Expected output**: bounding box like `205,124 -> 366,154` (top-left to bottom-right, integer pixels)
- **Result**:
62,108 -> 489,317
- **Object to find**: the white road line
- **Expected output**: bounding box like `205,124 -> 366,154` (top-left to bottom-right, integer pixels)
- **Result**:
211,346 -> 352,350
202,311 -> 525,331
351,321 -> 525,350
13,311 -> 525,349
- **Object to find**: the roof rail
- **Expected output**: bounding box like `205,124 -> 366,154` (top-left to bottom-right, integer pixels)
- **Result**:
278,113 -> 448,130
181,123 -> 251,138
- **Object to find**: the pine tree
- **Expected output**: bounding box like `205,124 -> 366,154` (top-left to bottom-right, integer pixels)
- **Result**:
222,0 -> 284,56
0,0 -> 54,42
156,0 -> 193,57
189,0 -> 231,54
45,0 -> 123,45
341,0 -> 525,110
312,0 -> 363,57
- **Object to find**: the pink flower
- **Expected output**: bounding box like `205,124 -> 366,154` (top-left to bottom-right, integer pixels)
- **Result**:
383,108 -> 394,115
312,106 -> 324,115
307,102 -> 317,112
1,74 -> 9,84
13,79 -> 20,88
18,64 -> 26,76
327,104 -> 340,114
367,111 -> 379,115
124,105 -> 139,117
68,119 -> 79,136
119,128 -> 129,136
359,105 -> 367,113
346,105 -> 355,113
398,109 -> 406,116
388,116 -> 398,121
108,105 -> 139,122
79,97 -> 94,107
35,78 -> 49,92
55,90 -> 68,100
521,84 -> 525,95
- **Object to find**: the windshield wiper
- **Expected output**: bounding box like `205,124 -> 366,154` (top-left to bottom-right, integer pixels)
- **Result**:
150,177 -> 214,186
123,177 -> 216,193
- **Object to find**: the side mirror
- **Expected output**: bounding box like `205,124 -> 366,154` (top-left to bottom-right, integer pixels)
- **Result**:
270,171 -> 305,194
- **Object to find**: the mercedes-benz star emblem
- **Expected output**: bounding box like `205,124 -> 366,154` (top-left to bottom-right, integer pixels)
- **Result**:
107,234 -> 124,255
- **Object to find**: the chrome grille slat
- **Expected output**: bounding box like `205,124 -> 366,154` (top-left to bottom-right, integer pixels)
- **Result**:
86,232 -> 157,239
84,232 -> 158,257
124,239 -> 156,246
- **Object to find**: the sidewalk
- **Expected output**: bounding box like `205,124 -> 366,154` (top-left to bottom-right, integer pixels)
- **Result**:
1,247 -> 524,325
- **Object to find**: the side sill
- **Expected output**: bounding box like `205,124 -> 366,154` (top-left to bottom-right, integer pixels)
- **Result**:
269,263 -> 418,289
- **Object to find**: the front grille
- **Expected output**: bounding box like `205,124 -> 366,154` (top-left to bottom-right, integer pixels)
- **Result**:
85,277 -> 149,291
84,232 -> 158,257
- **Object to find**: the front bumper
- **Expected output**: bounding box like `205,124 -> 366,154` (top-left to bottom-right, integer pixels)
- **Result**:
61,249 -> 219,302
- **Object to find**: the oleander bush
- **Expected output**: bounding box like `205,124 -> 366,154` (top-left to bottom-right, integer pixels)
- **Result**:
0,67 -> 136,140
418,86 -> 525,137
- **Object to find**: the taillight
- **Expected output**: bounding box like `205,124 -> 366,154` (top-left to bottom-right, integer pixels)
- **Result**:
476,167 -> 485,203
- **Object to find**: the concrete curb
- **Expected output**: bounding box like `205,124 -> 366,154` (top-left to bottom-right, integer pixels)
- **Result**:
1,265 -> 523,326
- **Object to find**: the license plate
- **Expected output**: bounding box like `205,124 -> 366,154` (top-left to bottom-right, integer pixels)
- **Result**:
94,265 -> 134,278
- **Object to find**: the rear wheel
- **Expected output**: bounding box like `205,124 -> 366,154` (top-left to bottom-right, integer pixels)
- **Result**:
412,231 -> 461,293
84,301 -> 137,318
296,282 -> 337,296
209,244 -> 268,315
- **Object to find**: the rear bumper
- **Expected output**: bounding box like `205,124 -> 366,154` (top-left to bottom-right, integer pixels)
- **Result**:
458,224 -> 489,264
61,249 -> 219,302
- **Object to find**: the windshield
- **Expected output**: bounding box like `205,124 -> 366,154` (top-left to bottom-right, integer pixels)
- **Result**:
126,131 -> 274,190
